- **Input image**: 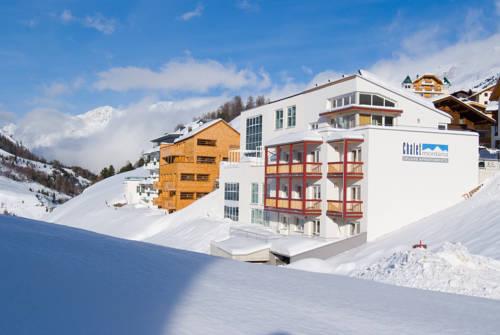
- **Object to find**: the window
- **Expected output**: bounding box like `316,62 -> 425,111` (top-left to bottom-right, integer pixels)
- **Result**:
197,156 -> 216,164
275,109 -> 284,129
294,185 -> 303,199
196,174 -> 209,181
359,93 -> 396,108
295,151 -> 303,163
224,206 -> 239,221
197,139 -> 216,146
180,173 -> 195,181
350,186 -> 361,201
280,184 -> 289,198
311,150 -> 320,163
312,185 -> 321,199
224,183 -> 239,201
251,183 -> 259,204
310,122 -> 319,130
251,208 -> 263,225
295,217 -> 304,232
438,123 -> 447,130
313,220 -> 320,235
280,216 -> 288,231
287,106 -> 296,127
264,210 -> 271,227
329,92 -> 356,109
245,115 -> 263,154
385,116 -> 394,126
372,115 -> 383,126
196,192 -> 208,199
180,192 -> 194,200
331,114 -> 356,129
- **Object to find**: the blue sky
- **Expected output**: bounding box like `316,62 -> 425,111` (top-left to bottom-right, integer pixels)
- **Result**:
1,0 -> 498,119
1,0 -> 499,170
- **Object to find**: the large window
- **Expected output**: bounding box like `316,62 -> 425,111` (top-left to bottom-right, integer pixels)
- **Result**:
197,139 -> 216,146
371,115 -> 394,127
331,114 -> 356,129
287,106 -> 296,128
313,220 -> 320,235
251,183 -> 259,204
312,185 -> 321,200
329,93 -> 356,109
180,173 -> 195,181
180,192 -> 194,200
197,156 -> 216,164
251,208 -> 263,225
245,115 -> 262,154
224,183 -> 239,201
224,206 -> 239,221
275,109 -> 284,129
359,93 -> 396,108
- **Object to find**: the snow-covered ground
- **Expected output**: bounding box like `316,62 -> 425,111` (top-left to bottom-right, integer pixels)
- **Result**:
47,169 -> 231,253
2,214 -> 500,335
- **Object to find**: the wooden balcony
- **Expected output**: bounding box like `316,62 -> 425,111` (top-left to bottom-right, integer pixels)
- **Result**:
264,197 -> 321,214
327,162 -> 363,178
265,162 -> 322,176
327,200 -> 363,219
162,182 -> 176,191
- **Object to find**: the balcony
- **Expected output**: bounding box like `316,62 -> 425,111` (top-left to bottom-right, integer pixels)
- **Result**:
328,162 -> 363,178
327,200 -> 363,219
265,197 -> 321,215
162,182 -> 176,192
265,162 -> 322,176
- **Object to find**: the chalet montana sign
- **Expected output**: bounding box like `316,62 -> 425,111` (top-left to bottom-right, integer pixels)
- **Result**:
402,142 -> 449,163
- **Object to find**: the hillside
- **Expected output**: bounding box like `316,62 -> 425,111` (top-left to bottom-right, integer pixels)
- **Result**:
2,214 -> 500,334
0,130 -> 96,218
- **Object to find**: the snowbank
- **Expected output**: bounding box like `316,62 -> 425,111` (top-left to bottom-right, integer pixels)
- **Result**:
2,214 -> 500,334
353,243 -> 500,300
47,169 -> 230,253
286,258 -> 334,274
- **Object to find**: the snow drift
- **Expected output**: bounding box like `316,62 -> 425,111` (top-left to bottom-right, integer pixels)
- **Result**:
1,214 -> 500,334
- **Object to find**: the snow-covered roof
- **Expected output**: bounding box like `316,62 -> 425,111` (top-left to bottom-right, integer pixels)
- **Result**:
433,95 -> 496,123
265,130 -> 323,147
325,130 -> 364,142
211,236 -> 270,256
486,101 -> 498,112
173,119 -> 236,143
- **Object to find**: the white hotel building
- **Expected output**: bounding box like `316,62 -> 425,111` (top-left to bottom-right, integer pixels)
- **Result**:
214,71 -> 479,262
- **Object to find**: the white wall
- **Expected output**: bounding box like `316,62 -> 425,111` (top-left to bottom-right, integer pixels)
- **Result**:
363,126 -> 478,240
124,180 -> 141,205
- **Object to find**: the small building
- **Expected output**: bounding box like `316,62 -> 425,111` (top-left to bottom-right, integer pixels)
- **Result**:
154,119 -> 240,212
469,84 -> 497,106
433,95 -> 496,147
489,79 -> 500,148
408,73 -> 449,99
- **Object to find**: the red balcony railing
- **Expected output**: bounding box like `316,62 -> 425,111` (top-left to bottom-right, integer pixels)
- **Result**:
328,162 -> 363,177
265,197 -> 321,214
327,200 -> 363,218
265,162 -> 322,175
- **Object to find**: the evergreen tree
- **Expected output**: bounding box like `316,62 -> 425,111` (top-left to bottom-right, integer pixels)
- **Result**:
100,167 -> 109,179
108,165 -> 115,176
119,162 -> 134,173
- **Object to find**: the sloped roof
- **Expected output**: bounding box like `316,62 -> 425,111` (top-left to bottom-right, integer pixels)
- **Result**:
265,130 -> 323,147
402,75 -> 412,84
433,95 -> 496,123
173,119 -> 239,143
490,79 -> 500,101
413,73 -> 443,85
470,84 -> 496,98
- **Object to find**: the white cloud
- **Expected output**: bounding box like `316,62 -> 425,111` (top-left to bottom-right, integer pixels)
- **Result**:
94,57 -> 270,93
83,14 -> 116,35
10,96 -> 228,171
369,33 -> 500,89
301,66 -> 313,75
180,4 -> 204,21
59,10 -> 116,34
42,77 -> 85,98
237,0 -> 260,12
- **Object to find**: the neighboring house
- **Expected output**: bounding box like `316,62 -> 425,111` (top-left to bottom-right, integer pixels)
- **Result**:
469,84 -> 496,106
433,95 -> 496,147
123,149 -> 160,208
489,79 -> 500,148
403,73 -> 450,99
154,119 -> 240,213
214,70 -> 478,263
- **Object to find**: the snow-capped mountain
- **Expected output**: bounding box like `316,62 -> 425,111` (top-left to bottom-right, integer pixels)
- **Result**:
0,130 -> 96,218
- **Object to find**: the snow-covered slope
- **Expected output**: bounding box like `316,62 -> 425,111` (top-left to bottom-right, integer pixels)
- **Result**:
2,214 -> 500,334
47,169 -> 230,253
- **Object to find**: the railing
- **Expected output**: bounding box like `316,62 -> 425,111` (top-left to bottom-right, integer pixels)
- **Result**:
163,182 -> 176,191
327,200 -> 363,216
227,147 -> 263,166
265,162 -> 322,175
328,162 -> 363,175
265,197 -> 321,212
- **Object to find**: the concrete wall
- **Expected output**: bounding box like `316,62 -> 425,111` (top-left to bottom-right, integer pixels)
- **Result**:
363,126 -> 479,240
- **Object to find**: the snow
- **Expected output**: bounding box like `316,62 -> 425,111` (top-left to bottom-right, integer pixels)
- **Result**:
265,129 -> 322,146
173,119 -> 223,143
286,258 -> 334,274
2,214 -> 500,334
47,168 -> 230,253
353,242 -> 500,300
212,236 -> 270,255
271,235 -> 337,256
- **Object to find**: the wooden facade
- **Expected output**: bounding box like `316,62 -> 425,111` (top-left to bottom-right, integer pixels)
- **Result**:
412,74 -> 445,99
153,120 -> 240,212
434,95 -> 496,146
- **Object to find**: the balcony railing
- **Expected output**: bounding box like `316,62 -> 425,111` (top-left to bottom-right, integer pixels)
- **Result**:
265,162 -> 322,175
328,162 -> 363,176
265,197 -> 321,213
327,200 -> 363,218
162,182 -> 176,192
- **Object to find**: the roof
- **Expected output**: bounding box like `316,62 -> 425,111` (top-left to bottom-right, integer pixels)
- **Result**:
173,119 -> 239,144
486,101 -> 498,112
413,73 -> 444,85
433,95 -> 496,123
326,130 -> 364,142
150,133 -> 181,144
402,75 -> 412,84
265,130 -> 323,147
491,79 -> 500,101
